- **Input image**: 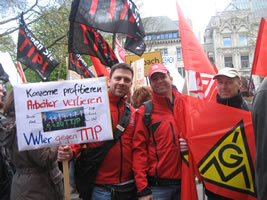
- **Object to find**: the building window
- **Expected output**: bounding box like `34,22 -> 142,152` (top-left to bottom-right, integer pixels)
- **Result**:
177,48 -> 182,60
240,35 -> 248,46
223,37 -> 231,47
151,35 -> 157,40
224,56 -> 233,68
164,33 -> 169,39
241,56 -> 249,68
173,32 -> 178,38
156,48 -> 168,56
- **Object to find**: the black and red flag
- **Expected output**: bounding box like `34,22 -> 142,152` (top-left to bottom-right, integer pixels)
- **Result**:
68,22 -> 119,67
69,0 -> 146,56
17,15 -> 59,81
69,53 -> 96,78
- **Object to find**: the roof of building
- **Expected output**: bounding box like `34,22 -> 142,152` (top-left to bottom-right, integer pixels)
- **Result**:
224,0 -> 267,18
143,16 -> 179,34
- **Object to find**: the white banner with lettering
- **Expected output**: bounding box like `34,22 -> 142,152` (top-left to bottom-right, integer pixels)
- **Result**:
14,77 -> 113,151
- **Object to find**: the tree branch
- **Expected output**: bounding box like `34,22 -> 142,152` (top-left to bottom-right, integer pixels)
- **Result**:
0,0 -> 38,25
47,33 -> 68,48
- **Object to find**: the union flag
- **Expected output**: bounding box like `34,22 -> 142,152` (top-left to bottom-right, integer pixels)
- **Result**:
175,95 -> 256,200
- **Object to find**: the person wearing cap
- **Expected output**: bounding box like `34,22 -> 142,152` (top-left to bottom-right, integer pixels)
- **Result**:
205,67 -> 250,200
132,63 -> 188,200
213,67 -> 250,111
252,78 -> 267,200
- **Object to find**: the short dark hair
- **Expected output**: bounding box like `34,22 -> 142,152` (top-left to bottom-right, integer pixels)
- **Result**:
110,63 -> 134,79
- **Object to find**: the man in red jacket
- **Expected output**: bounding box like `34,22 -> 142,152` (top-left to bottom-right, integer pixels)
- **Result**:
133,63 -> 187,200
58,63 -> 136,200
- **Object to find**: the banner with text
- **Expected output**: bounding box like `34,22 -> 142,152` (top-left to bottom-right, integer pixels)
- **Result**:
13,78 -> 113,151
17,15 -> 59,81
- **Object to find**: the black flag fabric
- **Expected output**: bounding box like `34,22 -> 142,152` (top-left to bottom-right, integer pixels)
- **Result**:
17,15 -> 59,81
69,53 -> 96,78
69,0 -> 146,56
68,22 -> 119,67
125,35 -> 146,56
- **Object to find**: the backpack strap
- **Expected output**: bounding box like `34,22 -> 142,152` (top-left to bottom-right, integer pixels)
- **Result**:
143,100 -> 153,134
113,102 -> 132,140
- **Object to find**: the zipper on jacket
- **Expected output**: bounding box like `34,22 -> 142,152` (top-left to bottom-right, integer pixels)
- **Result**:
152,131 -> 159,185
170,122 -> 178,148
119,137 -> 123,182
117,100 -> 123,183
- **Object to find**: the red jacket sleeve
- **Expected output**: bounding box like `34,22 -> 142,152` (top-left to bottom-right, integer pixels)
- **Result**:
132,107 -> 151,194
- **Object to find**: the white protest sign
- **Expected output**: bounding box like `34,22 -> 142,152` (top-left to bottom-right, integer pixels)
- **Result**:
0,52 -> 22,85
13,77 -> 113,151
132,58 -> 145,88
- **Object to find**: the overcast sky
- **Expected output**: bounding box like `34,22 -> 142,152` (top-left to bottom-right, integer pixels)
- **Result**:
140,0 -> 231,39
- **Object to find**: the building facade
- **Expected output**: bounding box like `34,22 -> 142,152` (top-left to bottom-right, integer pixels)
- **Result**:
142,16 -> 185,76
204,0 -> 267,86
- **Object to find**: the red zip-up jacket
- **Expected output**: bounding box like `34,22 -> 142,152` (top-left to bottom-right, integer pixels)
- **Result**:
133,88 -> 183,196
71,91 -> 136,184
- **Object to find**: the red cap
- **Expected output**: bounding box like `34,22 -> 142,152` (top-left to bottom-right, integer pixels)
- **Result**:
148,63 -> 169,78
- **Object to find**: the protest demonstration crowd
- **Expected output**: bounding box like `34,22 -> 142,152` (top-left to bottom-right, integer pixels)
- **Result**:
0,0 -> 267,200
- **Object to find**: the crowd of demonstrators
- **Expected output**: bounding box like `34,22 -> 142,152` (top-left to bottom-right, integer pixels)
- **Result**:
240,75 -> 254,103
132,64 -> 188,200
204,68 -> 251,200
0,62 -> 266,200
131,86 -> 152,109
58,63 -> 137,200
252,78 -> 267,200
0,89 -> 64,200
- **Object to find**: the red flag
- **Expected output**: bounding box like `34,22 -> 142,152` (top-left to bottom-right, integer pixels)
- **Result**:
90,56 -> 110,78
176,3 -> 215,75
180,151 -> 199,200
17,61 -> 27,83
115,35 -> 127,63
175,95 -> 256,200
200,73 -> 217,102
251,17 -> 267,77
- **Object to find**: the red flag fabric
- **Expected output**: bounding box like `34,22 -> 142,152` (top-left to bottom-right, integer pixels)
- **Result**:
90,56 -> 110,78
176,3 -> 215,75
17,61 -> 27,83
180,151 -> 199,200
175,95 -> 257,200
115,35 -> 127,63
251,17 -> 267,77
200,73 -> 217,102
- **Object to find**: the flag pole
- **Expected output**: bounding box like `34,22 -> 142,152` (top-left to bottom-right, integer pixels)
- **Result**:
62,160 -> 71,200
248,73 -> 253,93
66,56 -> 70,80
112,33 -> 116,52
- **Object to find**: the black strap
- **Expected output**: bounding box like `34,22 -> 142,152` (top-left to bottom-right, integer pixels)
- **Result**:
113,102 -> 131,140
143,100 -> 153,134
